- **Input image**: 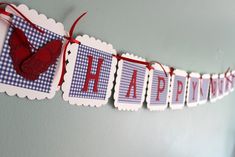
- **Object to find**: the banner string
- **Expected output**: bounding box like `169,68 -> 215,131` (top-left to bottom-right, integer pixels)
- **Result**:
0,2 -> 44,33
58,12 -> 87,86
112,54 -> 153,70
0,3 -> 234,88
112,54 -> 168,77
224,67 -> 233,84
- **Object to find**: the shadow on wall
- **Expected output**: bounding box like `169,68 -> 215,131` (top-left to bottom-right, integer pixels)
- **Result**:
230,132 -> 235,157
232,145 -> 235,157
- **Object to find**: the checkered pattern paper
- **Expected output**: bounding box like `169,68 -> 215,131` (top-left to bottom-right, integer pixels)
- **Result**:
199,74 -> 210,104
146,64 -> 171,111
114,54 -> 148,111
186,73 -> 200,107
69,44 -> 112,99
169,69 -> 188,109
62,35 -> 117,107
0,5 -> 65,100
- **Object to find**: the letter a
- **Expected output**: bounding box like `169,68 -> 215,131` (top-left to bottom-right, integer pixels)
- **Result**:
126,70 -> 137,98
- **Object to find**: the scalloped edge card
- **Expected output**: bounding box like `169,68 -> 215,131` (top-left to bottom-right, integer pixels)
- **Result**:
198,74 -> 210,105
146,64 -> 171,111
224,71 -> 231,96
209,74 -> 218,102
62,35 -> 117,107
186,72 -> 200,107
0,4 -> 66,100
169,69 -> 188,110
113,53 -> 149,111
231,70 -> 235,92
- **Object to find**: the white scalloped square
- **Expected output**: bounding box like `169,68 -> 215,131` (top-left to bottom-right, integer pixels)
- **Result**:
0,4 -> 66,100
169,69 -> 188,110
146,64 -> 171,111
62,35 -> 117,107
113,53 -> 149,111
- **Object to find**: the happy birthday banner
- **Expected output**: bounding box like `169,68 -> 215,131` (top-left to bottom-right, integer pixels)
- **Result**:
0,3 -> 234,111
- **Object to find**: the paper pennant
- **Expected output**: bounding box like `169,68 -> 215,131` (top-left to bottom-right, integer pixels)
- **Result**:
224,71 -> 231,96
113,53 -> 149,111
62,35 -> 117,107
186,72 -> 200,107
0,4 -> 65,99
169,69 -> 188,109
146,64 -> 171,111
231,71 -> 235,92
198,74 -> 210,105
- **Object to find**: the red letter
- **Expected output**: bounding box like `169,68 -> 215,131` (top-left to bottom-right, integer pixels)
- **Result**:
176,80 -> 183,101
192,81 -> 198,100
126,70 -> 137,98
156,76 -> 165,101
82,55 -> 104,93
211,80 -> 217,96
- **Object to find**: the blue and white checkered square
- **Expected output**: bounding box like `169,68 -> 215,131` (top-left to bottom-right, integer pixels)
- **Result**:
69,44 -> 112,100
117,61 -> 146,104
0,15 -> 63,93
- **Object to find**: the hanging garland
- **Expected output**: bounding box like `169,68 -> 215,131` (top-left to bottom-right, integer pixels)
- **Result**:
0,3 -> 234,111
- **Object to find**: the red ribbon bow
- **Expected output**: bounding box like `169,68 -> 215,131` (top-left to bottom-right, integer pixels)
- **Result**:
58,12 -> 87,86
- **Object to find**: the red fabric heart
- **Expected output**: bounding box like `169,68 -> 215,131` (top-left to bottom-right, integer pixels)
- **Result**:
21,40 -> 62,77
9,27 -> 62,81
9,27 -> 39,80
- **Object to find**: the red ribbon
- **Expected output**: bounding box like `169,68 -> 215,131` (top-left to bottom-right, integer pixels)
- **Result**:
112,54 -> 169,77
224,67 -> 233,84
112,54 -> 153,70
58,12 -> 87,86
0,2 -> 44,33
199,75 -> 203,96
169,67 -> 175,76
153,61 -> 167,77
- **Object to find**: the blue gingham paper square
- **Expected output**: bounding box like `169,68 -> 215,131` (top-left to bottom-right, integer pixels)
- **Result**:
0,15 -> 63,93
68,44 -> 113,100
